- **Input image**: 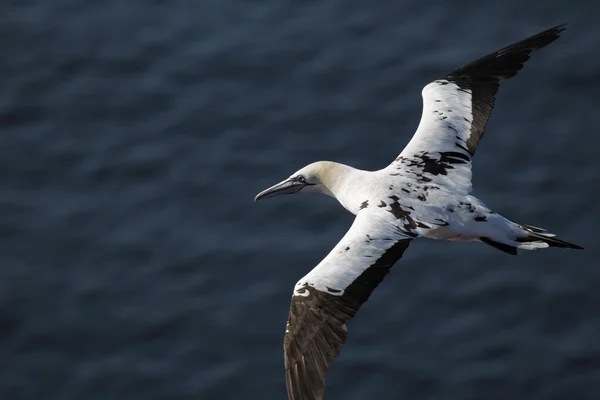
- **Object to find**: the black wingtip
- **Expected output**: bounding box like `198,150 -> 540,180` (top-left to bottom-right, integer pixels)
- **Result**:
525,23 -> 569,48
447,24 -> 569,81
495,23 -> 569,62
553,23 -> 569,33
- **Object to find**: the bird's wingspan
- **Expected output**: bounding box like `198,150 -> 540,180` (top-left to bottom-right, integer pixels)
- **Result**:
389,24 -> 567,194
283,210 -> 414,400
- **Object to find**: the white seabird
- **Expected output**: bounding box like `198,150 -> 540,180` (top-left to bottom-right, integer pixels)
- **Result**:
255,24 -> 582,400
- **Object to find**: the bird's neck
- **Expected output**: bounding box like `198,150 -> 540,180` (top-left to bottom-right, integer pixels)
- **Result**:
319,162 -> 370,215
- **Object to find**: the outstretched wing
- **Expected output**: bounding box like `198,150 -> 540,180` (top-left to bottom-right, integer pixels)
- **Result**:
284,210 -> 414,400
390,24 -> 566,194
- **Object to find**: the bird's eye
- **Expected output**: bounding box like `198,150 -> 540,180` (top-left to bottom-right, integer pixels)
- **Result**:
297,175 -> 306,183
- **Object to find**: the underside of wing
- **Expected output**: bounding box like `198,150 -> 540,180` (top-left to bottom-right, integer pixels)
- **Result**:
283,211 -> 413,400
391,24 -> 567,194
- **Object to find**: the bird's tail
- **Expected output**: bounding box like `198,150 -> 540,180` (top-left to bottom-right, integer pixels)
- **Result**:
480,222 -> 584,255
516,223 -> 584,250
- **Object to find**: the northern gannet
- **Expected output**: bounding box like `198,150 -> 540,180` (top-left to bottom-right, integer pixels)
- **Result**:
255,24 -> 582,400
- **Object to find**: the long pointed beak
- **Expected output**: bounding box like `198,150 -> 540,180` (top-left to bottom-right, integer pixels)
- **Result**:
254,178 -> 305,201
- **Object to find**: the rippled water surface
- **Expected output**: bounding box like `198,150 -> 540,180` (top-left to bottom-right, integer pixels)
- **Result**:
2,1 -> 600,399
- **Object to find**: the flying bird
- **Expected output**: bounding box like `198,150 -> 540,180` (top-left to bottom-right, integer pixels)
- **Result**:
255,24 -> 582,400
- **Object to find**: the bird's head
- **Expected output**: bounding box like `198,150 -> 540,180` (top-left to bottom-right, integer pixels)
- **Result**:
254,161 -> 342,201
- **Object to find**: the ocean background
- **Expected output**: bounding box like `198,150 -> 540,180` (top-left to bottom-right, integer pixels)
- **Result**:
2,1 -> 600,399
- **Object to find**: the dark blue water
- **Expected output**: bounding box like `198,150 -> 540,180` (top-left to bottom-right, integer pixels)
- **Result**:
2,1 -> 600,399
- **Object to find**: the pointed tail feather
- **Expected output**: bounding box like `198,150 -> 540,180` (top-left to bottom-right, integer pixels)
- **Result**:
481,223 -> 583,255
518,223 -> 555,236
517,224 -> 584,250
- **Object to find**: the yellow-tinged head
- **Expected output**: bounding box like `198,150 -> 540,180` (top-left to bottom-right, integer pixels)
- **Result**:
254,161 -> 346,201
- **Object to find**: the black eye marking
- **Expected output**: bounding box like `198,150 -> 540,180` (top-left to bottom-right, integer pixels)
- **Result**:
296,175 -> 306,183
